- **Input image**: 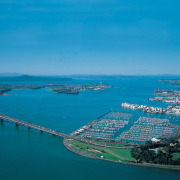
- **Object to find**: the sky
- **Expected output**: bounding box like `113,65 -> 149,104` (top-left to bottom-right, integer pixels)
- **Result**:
0,0 -> 180,75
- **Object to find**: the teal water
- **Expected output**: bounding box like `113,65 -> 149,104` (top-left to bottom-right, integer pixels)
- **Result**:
0,76 -> 180,180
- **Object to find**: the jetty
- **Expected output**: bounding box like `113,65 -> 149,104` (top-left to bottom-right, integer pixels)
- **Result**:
97,110 -> 112,119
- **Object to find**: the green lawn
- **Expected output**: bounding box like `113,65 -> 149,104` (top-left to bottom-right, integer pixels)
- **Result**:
67,140 -> 180,169
94,141 -> 128,147
108,148 -> 136,161
69,140 -> 103,154
68,140 -> 127,162
172,152 -> 180,160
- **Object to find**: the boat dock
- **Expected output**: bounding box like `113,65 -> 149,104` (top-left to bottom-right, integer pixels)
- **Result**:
80,111 -> 132,140
71,120 -> 98,136
116,117 -> 177,142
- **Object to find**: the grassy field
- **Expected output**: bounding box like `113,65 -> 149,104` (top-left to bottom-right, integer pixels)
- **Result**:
93,141 -> 128,147
67,140 -> 180,170
68,140 -> 128,162
172,152 -> 180,160
108,148 -> 136,161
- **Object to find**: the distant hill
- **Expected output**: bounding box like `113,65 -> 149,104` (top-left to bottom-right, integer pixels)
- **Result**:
0,75 -> 72,82
0,73 -> 22,76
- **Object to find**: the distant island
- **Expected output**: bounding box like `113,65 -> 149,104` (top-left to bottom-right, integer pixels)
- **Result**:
51,83 -> 111,94
159,79 -> 180,86
0,75 -> 72,82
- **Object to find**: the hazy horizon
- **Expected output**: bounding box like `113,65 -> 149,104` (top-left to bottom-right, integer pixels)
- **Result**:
1,72 -> 180,77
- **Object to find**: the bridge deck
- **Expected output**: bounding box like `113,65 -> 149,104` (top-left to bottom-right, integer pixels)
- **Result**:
0,113 -> 134,149
0,113 -> 68,138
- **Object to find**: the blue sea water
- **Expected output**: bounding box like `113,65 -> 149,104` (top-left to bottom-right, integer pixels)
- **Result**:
0,76 -> 180,180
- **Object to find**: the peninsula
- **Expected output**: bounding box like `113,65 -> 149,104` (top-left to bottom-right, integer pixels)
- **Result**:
0,82 -> 112,95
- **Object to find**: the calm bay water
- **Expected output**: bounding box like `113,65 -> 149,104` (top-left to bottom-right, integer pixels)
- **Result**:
0,76 -> 180,180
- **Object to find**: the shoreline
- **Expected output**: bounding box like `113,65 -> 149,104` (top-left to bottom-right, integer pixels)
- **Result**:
63,138 -> 180,171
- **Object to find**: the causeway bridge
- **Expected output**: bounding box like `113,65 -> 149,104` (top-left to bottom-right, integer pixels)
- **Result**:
0,113 -> 135,149
0,113 -> 69,138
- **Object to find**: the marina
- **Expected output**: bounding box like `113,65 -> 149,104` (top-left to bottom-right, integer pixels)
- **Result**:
80,112 -> 132,139
116,117 -> 177,143
76,110 -> 180,144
